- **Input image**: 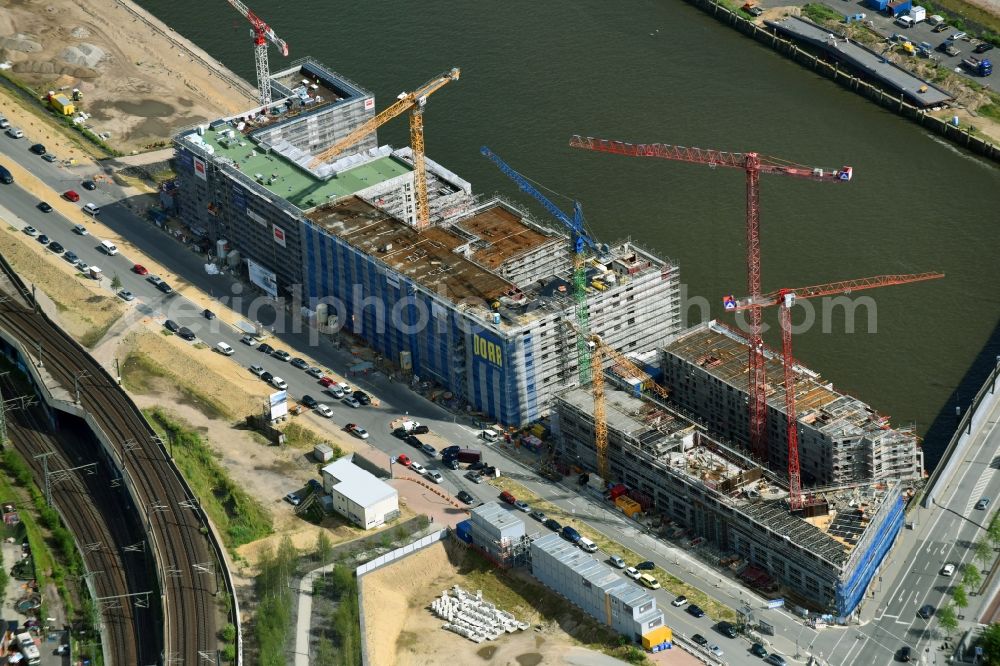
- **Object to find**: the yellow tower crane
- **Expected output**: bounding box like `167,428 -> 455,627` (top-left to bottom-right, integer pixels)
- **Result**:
308,67 -> 461,229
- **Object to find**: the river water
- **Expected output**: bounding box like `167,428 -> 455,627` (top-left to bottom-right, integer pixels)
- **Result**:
140,0 -> 1000,466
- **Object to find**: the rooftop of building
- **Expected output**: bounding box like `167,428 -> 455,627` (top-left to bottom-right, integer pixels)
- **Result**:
471,502 -> 526,534
453,205 -> 562,270
250,59 -> 372,133
181,123 -> 412,211
306,196 -> 516,304
555,385 -> 899,564
322,457 -> 397,506
663,321 -> 914,443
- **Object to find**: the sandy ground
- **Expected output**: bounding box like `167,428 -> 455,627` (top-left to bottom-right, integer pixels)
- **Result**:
0,0 -> 254,153
362,541 -> 606,666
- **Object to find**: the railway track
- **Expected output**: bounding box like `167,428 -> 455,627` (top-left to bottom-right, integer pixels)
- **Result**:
0,265 -> 219,663
0,372 -> 156,665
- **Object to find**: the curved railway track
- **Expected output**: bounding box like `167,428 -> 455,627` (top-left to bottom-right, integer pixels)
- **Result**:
0,373 -> 155,665
0,271 -> 218,663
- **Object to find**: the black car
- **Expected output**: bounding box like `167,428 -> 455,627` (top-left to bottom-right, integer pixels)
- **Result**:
81,180 -> 97,190
301,395 -> 319,409
468,461 -> 487,471
156,281 -> 174,294
352,390 -> 371,405
441,445 -> 461,458
272,349 -> 291,361
178,327 -> 196,341
47,241 -> 64,254
290,357 -> 309,370
37,202 -> 52,213
203,309 -> 216,320
917,604 -> 935,619
164,319 -> 181,333
456,490 -> 475,505
258,343 -> 274,354
392,427 -> 408,439
687,604 -> 706,618
29,143 -> 45,155
896,646 -> 913,662
750,643 -> 768,658
261,371 -> 274,383
975,42 -> 995,53
63,251 -> 78,264
442,457 -> 460,470
636,561 -> 655,570
716,621 -> 738,638
544,518 -> 562,531
404,435 -> 423,448
37,234 -> 50,245
763,655 -> 787,666
692,634 -> 708,646
411,424 -> 430,434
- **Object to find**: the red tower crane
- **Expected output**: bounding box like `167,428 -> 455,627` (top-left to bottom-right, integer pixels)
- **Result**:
225,0 -> 289,107
724,271 -> 944,510
568,135 -> 854,462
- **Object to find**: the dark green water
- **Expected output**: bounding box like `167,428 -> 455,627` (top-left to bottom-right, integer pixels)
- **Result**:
141,0 -> 1000,465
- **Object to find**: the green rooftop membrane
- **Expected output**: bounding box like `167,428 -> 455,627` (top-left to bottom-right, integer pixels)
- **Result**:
198,123 -> 412,210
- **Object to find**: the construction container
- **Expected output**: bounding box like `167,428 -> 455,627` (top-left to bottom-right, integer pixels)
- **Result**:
313,443 -> 334,462
642,625 -> 673,651
885,0 -> 912,16
616,496 -> 642,518
628,489 -> 654,512
49,94 -> 75,116
455,520 -> 473,544
608,484 -> 629,501
866,0 -> 890,11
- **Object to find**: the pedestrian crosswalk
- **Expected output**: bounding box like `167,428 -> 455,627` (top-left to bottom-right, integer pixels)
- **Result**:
964,468 -> 994,516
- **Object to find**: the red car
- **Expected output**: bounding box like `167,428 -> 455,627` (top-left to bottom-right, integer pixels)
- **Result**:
396,454 -> 411,467
318,376 -> 334,387
63,190 -> 80,202
132,264 -> 148,276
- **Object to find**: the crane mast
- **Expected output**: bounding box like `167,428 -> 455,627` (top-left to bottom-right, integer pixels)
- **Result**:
225,0 -> 289,106
569,134 -> 852,463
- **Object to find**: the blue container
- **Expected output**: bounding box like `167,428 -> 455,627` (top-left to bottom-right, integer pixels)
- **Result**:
456,520 -> 473,544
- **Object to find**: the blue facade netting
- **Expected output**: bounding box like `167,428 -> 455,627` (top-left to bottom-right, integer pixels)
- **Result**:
302,223 -> 534,424
835,495 -> 904,616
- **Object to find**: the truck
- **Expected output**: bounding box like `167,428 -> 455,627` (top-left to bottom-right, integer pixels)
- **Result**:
885,0 -> 912,16
455,448 -> 482,464
962,56 -> 993,75
17,632 -> 40,665
909,5 -> 926,22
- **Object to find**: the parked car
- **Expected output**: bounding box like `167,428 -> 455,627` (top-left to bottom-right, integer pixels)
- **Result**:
300,395 -> 319,409
63,251 -> 78,265
29,143 -> 46,155
692,634 -> 708,646
285,492 -> 301,506
342,396 -> 361,408
687,604 -> 706,618
404,435 -> 423,448
42,153 -> 57,163
442,457 -> 460,470
132,264 -> 148,275
352,390 -> 371,405
975,42 -> 995,53
22,226 -> 37,237
37,202 -> 52,213
636,561 -> 655,570
306,366 -> 324,378
441,445 -> 461,458
326,385 -> 345,399
347,423 -> 369,439
638,574 -> 660,589
420,443 -> 436,456
716,621 -> 738,638
257,343 -> 274,354
315,404 -> 333,418
623,566 -> 640,580
917,604 -> 935,619
63,190 -> 80,202
457,490 -> 475,504
6,127 -> 24,138
671,595 -> 688,607
147,274 -> 163,286
260,371 -> 273,383
272,349 -> 291,361
72,224 -> 88,235
543,518 -> 562,532
609,555 -> 626,568
203,309 -> 216,320
164,320 -> 181,333
949,31 -> 968,41
426,470 -> 443,484
396,454 -> 411,467
709,645 -> 724,658
764,654 -> 787,666
514,500 -> 530,512
392,427 -> 408,439
241,335 -> 255,345
81,180 -> 97,190
291,357 -> 309,370
76,261 -> 90,273
897,646 -> 913,662
466,470 -> 484,484
932,22 -> 950,32
751,642 -> 769,658
118,290 -> 135,301
468,461 -> 488,471
156,281 -> 174,295
411,424 -> 430,434
530,510 -> 546,522
318,376 -> 335,387
178,327 -> 196,341
410,462 -> 426,475
270,376 -> 287,390
48,241 -> 64,254
499,490 -> 517,505
36,234 -> 50,245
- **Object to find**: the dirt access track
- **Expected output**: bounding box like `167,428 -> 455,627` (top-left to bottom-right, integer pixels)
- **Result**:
0,0 -> 256,152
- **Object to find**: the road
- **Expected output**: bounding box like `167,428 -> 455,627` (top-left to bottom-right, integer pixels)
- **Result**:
3,126 -> 999,665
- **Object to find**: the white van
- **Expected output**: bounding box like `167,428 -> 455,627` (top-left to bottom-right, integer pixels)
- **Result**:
481,428 -> 500,442
578,537 -> 598,553
83,202 -> 100,216
215,342 -> 234,356
99,240 -> 118,255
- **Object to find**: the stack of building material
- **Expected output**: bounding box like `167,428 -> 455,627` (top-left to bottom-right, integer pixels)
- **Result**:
430,585 -> 528,643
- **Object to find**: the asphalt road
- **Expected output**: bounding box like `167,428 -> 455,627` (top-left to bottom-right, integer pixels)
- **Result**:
2,126 -> 997,665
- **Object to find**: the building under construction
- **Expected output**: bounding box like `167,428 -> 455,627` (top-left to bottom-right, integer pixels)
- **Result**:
660,321 -> 923,485
172,57 -> 682,425
552,385 -> 904,615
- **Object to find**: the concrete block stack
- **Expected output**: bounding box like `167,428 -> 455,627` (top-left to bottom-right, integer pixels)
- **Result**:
430,585 -> 529,643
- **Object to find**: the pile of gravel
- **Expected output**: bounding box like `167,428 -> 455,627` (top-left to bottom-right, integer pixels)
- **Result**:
0,33 -> 42,53
61,42 -> 104,68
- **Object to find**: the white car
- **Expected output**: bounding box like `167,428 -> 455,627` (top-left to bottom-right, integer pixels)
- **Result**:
426,469 -> 443,484
624,567 -> 640,580
270,376 -> 287,390
6,127 -> 23,139
941,563 -> 956,577
326,386 -> 345,399
22,226 -> 38,237
409,462 -> 426,475
671,595 -> 688,607
337,381 -> 351,392
315,404 -> 333,418
709,645 -> 723,657
342,396 -> 361,408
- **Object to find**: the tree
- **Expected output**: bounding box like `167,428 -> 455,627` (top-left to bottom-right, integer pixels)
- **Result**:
963,563 -> 983,590
110,273 -> 122,291
989,518 -> 1000,550
981,622 -> 1000,664
976,538 -> 995,570
953,583 -> 969,613
938,604 -> 959,636
316,530 -> 333,564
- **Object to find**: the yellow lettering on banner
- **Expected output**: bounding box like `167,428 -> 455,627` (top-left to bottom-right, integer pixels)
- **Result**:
473,334 -> 503,367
